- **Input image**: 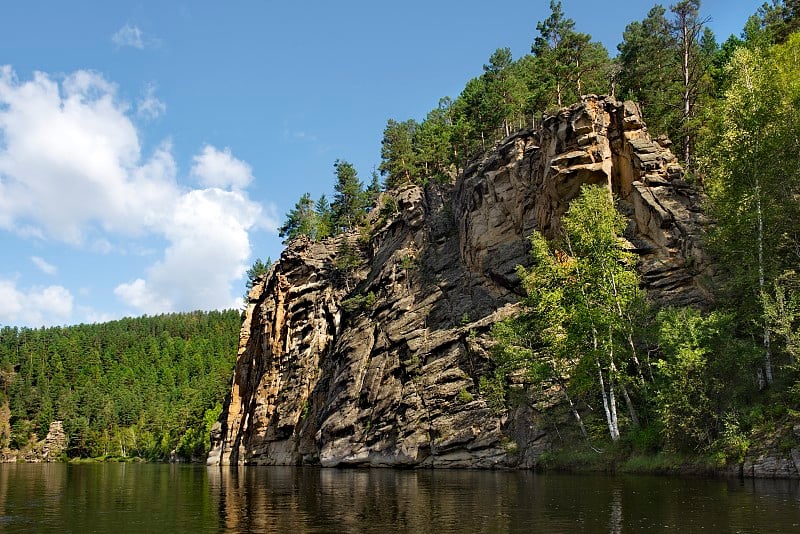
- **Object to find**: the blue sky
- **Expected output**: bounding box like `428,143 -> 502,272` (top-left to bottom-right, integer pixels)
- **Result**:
0,0 -> 764,327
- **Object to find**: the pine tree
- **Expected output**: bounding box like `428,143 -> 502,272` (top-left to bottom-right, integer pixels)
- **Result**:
333,237 -> 361,292
331,159 -> 366,232
365,170 -> 382,208
617,5 -> 681,138
278,193 -> 317,244
379,119 -> 418,188
616,2 -> 715,167
758,0 -> 800,43
415,103 -> 455,180
314,194 -> 333,239
531,0 -> 577,106
244,257 -> 271,301
531,1 -> 611,109
670,0 -> 713,169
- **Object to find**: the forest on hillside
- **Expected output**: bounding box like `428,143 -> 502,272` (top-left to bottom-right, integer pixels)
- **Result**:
278,0 -> 800,464
0,310 -> 241,460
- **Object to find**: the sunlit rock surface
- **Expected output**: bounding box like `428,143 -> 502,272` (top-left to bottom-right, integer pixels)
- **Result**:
209,96 -> 711,468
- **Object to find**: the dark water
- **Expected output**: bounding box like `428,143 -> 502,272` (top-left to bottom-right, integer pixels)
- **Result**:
0,464 -> 799,533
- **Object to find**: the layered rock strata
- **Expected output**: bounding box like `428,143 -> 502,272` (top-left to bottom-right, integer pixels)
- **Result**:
208,96 -> 711,468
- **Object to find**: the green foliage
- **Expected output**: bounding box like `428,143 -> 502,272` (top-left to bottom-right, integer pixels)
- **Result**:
314,194 -> 334,240
244,257 -> 271,301
380,119 -> 419,188
333,238 -> 362,292
414,102 -> 455,182
517,186 -> 648,441
479,371 -> 506,413
270,0 -> 800,469
623,424 -> 663,454
399,253 -> 417,271
763,272 -> 800,363
278,192 -> 317,243
757,0 -> 800,44
0,310 -> 240,460
699,35 -> 800,381
711,415 -> 751,464
332,159 -> 367,232
375,1 -> 614,185
279,191 -> 336,244
176,403 -> 222,460
457,388 -> 474,404
340,292 -> 376,314
365,171 -> 382,208
379,196 -> 398,218
490,313 -> 546,382
654,307 -> 759,452
617,5 -> 681,137
531,1 -> 612,109
616,1 -> 717,165
278,160 -> 369,246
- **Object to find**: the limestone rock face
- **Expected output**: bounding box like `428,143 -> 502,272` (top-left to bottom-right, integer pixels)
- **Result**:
209,96 -> 711,467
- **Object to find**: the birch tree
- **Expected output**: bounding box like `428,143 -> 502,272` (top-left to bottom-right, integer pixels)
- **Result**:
514,186 -> 648,441
700,35 -> 800,385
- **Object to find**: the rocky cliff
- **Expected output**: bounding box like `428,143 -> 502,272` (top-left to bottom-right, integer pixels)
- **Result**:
208,96 -> 712,468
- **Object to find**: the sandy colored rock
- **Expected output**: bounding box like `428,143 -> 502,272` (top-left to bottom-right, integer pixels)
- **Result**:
209,96 -> 712,468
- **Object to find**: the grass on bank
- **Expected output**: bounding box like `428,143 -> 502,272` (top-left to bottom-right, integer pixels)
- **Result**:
536,444 -> 723,476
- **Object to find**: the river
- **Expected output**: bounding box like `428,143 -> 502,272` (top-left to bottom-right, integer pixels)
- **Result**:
0,463 -> 798,532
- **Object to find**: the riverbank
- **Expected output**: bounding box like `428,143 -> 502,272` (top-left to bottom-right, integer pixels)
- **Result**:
535,428 -> 800,479
5,417 -> 799,479
536,447 -> 729,477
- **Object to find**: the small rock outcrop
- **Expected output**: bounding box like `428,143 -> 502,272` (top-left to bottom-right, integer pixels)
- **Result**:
2,421 -> 70,463
728,417 -> 800,479
209,96 -> 711,468
39,421 -> 68,460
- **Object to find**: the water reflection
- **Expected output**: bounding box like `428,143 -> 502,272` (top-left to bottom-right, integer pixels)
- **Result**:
0,463 -> 218,533
208,467 -> 800,533
0,464 -> 799,532
209,468 -> 535,533
608,487 -> 623,534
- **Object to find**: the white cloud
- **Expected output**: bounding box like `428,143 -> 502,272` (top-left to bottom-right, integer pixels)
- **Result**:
114,278 -> 170,313
190,145 -> 254,189
115,188 -> 264,313
31,256 -> 57,275
137,83 -> 166,119
0,66 -> 276,318
0,279 -> 73,327
112,24 -> 145,49
0,66 -> 178,243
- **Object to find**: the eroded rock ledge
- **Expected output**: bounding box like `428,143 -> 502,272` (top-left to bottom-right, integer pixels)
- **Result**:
208,96 -> 712,468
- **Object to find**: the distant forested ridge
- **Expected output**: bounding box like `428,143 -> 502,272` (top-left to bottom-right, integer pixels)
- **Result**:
0,310 -> 240,460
